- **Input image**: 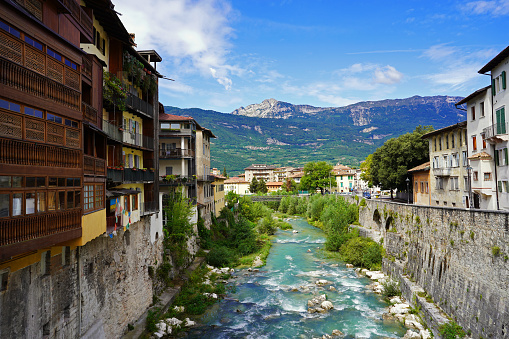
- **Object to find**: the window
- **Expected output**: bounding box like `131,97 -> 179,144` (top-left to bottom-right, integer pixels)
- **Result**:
161,123 -> 170,129
496,148 -> 508,166
505,181 -> 509,193
452,153 -> 459,167
165,167 -> 173,175
0,98 -> 21,113
482,133 -> 486,149
464,176 -> 469,191
450,177 -> 459,190
124,196 -> 130,212
436,177 -> 444,190
0,194 -> 9,217
132,194 -> 138,211
473,171 -> 478,181
443,155 -> 449,168
24,106 -> 43,118
415,181 -> 418,192
420,182 -> 424,193
480,102 -> 485,117
471,106 -> 475,120
434,137 -> 437,152
438,136 -> 442,151
64,58 -> 78,70
425,182 -> 429,193
433,156 -> 439,168
0,19 -> 20,38
13,193 -> 22,216
25,192 -> 35,214
24,35 -> 43,51
498,181 -> 503,193
47,48 -> 62,62
496,107 -> 506,134
462,151 -> 468,166
446,135 -> 449,149
451,132 -> 455,148
47,113 -> 62,124
65,119 -> 78,128
94,184 -> 103,209
84,185 -> 94,210
472,136 -> 477,151
484,172 -> 492,181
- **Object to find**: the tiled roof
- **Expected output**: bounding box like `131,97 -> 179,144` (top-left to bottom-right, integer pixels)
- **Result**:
159,113 -> 194,122
468,151 -> 493,160
455,86 -> 490,106
421,121 -> 467,138
408,161 -> 430,173
213,175 -> 226,180
266,182 -> 283,186
224,177 -> 248,184
289,171 -> 304,178
479,45 -> 509,74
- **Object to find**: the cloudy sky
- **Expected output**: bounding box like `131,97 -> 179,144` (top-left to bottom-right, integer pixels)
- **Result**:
114,0 -> 508,112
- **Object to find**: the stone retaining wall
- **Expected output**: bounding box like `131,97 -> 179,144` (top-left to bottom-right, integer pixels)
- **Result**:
351,197 -> 509,338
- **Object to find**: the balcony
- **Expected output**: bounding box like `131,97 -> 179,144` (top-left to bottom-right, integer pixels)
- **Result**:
82,55 -> 93,81
0,138 -> 81,168
82,102 -> 98,125
159,148 -> 195,159
0,56 -> 80,111
197,174 -> 215,182
140,201 -> 159,216
84,155 -> 106,176
125,93 -> 154,119
122,130 -> 154,149
0,209 -> 82,261
124,168 -> 154,183
160,175 -> 196,186
107,167 -> 123,183
56,0 -> 93,41
103,120 -> 122,142
433,168 -> 452,177
159,128 -> 195,138
483,123 -> 509,142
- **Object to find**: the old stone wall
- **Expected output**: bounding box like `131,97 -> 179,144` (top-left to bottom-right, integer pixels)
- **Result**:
353,197 -> 509,338
0,218 -> 164,339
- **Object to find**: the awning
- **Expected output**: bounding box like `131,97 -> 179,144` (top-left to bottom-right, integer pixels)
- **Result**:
106,188 -> 140,198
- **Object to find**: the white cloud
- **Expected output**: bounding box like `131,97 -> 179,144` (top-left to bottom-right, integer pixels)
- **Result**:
373,66 -> 403,85
464,0 -> 509,16
336,63 -> 404,87
114,0 -> 237,90
421,44 -> 497,90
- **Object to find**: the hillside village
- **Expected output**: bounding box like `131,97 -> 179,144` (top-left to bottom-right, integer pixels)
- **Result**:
0,0 -> 508,338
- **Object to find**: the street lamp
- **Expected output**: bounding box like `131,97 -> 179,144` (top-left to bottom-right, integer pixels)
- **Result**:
405,177 -> 410,204
466,165 -> 473,208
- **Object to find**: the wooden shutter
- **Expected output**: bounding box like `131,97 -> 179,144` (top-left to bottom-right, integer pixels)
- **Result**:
503,71 -> 507,90
493,79 -> 496,95
505,148 -> 508,166
495,150 -> 499,166
501,107 -> 506,134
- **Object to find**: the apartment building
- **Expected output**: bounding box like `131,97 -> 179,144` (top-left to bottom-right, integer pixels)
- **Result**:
422,122 -> 469,208
408,162 -> 430,206
212,174 -> 226,217
224,176 -> 251,195
478,46 -> 509,210
456,86 -> 496,210
244,164 -> 277,182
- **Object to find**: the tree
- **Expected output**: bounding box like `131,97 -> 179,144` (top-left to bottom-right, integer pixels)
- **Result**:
370,125 -> 433,198
360,153 -> 373,187
258,178 -> 268,194
283,178 -> 297,193
249,177 -> 259,194
299,161 -> 336,194
223,166 -> 228,178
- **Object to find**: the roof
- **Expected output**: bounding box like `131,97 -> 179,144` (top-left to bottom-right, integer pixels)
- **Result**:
455,86 -> 490,106
334,170 -> 355,176
159,113 -> 194,122
479,45 -> 509,74
334,164 -> 351,170
198,126 -> 217,138
138,50 -> 162,63
213,175 -> 226,180
224,177 -> 249,184
244,164 -> 277,170
266,182 -> 283,186
289,171 -> 304,178
421,121 -> 467,139
468,151 -> 493,160
407,161 -> 430,173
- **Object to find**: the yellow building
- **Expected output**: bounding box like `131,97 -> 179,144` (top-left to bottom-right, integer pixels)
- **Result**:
212,175 -> 226,216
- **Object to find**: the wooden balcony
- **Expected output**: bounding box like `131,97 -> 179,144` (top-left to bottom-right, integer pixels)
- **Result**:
84,154 -> 106,176
0,138 -> 81,168
56,0 -> 94,42
82,55 -> 93,82
0,209 -> 82,261
82,102 -> 98,125
0,56 -> 81,111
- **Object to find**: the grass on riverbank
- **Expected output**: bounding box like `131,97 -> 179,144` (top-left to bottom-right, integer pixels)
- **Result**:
237,234 -> 273,268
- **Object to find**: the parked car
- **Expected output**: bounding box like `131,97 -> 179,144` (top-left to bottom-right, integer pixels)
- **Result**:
362,191 -> 371,199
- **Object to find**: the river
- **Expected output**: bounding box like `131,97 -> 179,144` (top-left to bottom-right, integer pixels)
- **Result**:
185,217 -> 407,339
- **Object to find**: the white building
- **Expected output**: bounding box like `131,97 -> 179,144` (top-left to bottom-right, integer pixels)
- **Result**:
456,86 -> 497,209
479,46 -> 509,210
224,176 -> 251,195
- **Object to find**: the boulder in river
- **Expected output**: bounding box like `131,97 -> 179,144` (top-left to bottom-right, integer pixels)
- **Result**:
403,329 -> 421,339
315,279 -> 332,286
332,329 -> 344,336
321,301 -> 333,310
346,264 -> 354,268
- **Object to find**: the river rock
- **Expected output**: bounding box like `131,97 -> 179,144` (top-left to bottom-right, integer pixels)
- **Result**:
153,331 -> 164,338
293,230 -> 299,233
307,249 -> 312,252
382,312 -> 397,323
252,256 -> 263,267
166,317 -> 182,327
389,296 -> 402,304
173,306 -> 185,313
346,264 -> 354,268
389,303 -> 410,315
316,279 -> 331,286
420,329 -> 431,339
328,285 -> 337,292
331,264 -> 339,267
321,301 -> 333,310
402,329 -> 420,339
332,329 -> 344,336
404,314 -> 424,330
185,318 -> 195,327
308,308 -> 317,314
155,321 -> 167,333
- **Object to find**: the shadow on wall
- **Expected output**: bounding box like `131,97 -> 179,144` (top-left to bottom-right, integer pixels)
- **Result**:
373,209 -> 382,230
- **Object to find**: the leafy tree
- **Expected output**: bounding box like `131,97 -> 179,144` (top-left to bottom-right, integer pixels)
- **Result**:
360,153 -> 373,187
370,125 -> 433,197
258,178 -> 268,194
283,178 -> 297,193
249,177 -> 259,194
223,166 -> 228,178
299,161 -> 336,194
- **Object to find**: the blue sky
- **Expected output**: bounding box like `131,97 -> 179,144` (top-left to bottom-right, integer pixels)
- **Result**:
115,0 -> 509,112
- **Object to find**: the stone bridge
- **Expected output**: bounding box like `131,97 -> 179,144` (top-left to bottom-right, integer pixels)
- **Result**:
348,197 -> 509,339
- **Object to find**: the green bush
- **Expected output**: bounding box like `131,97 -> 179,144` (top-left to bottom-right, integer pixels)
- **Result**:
382,279 -> 401,299
325,228 -> 359,251
206,246 -> 235,267
439,321 -> 466,339
258,216 -> 277,235
340,236 -> 383,270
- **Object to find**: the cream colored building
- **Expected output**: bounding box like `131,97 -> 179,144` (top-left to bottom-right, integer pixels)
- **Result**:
212,175 -> 226,216
244,164 -> 277,182
408,162 -> 430,206
423,122 -> 469,208
224,177 -> 251,195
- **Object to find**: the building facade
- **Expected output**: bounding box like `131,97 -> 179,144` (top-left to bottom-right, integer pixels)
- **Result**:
422,122 -> 470,208
408,162 -> 430,206
224,177 -> 251,195
456,86 -> 497,210
212,174 -> 225,216
244,164 -> 277,182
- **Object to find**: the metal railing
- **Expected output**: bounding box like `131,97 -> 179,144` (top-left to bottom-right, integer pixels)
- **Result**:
107,168 -> 123,183
483,123 -> 509,139
122,130 -> 154,149
125,93 -> 154,118
124,168 -> 154,182
103,120 -> 122,142
159,148 -> 195,158
197,174 -> 215,182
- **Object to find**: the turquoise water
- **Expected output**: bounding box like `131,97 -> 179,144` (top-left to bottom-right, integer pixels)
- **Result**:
186,218 -> 406,338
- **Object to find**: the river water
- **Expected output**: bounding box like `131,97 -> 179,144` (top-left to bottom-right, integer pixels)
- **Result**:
186,218 -> 407,339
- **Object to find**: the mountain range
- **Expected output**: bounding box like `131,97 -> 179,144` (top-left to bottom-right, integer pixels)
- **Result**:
164,95 -> 465,175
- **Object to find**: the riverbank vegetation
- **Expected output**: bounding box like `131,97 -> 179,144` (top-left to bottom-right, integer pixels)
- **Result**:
277,194 -> 383,270
202,192 -> 291,268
